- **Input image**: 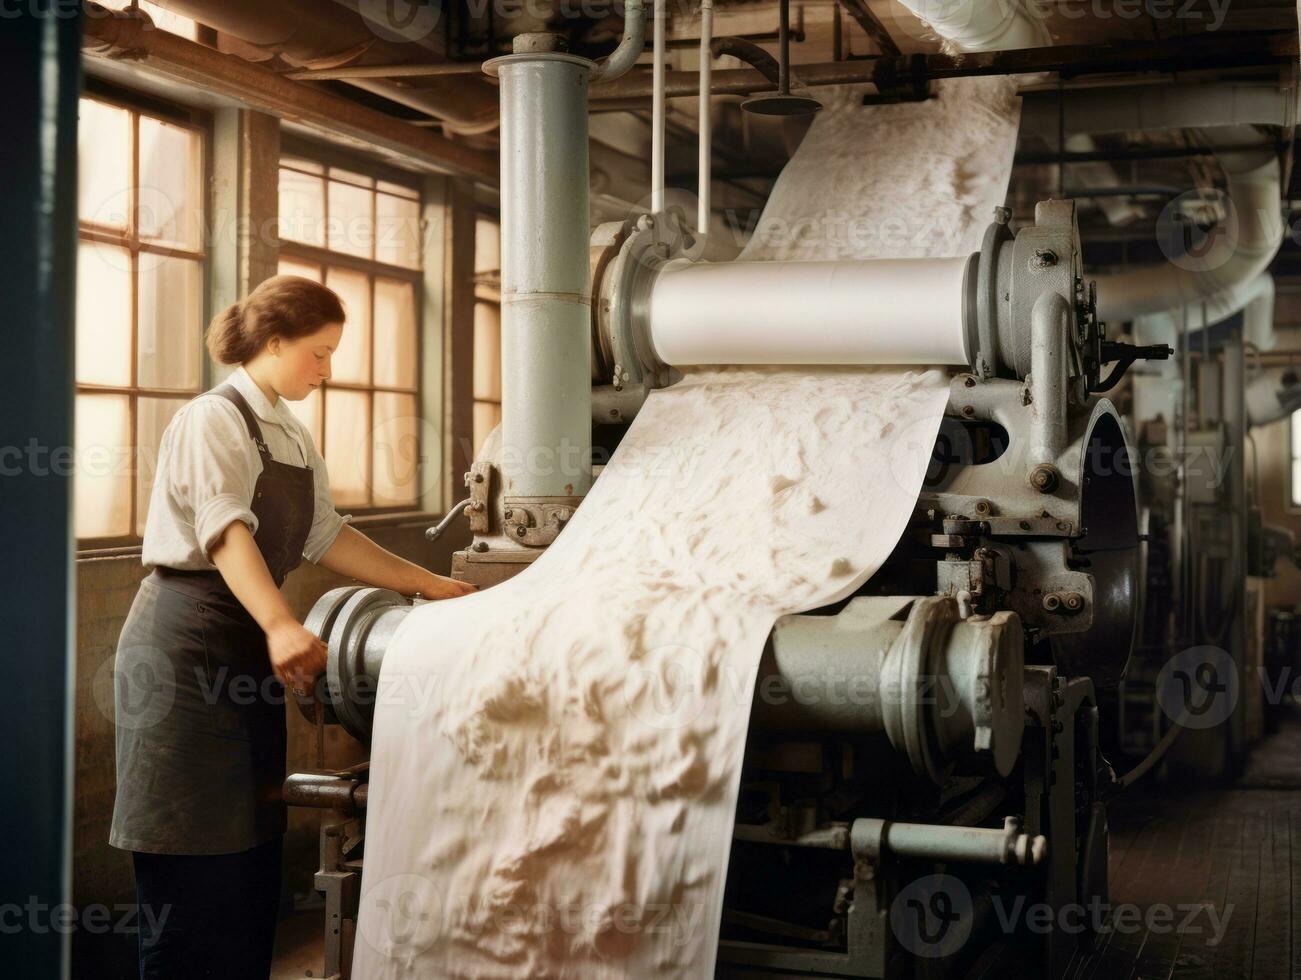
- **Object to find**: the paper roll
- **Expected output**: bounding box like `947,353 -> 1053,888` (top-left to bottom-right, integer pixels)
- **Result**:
648,255 -> 972,366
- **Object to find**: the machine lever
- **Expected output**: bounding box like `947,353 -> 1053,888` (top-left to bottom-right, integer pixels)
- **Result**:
426,498 -> 472,543
1090,341 -> 1174,393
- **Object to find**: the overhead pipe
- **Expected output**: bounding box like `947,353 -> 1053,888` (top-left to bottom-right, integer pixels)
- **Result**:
590,0 -> 646,81
651,0 -> 666,213
1017,85 -> 1288,328
1092,129 -> 1282,323
1020,82 -> 1291,139
150,0 -> 499,130
588,37 -> 1296,106
710,35 -> 782,85
893,0 -> 1050,51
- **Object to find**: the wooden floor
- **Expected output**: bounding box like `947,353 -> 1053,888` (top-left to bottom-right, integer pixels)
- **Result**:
1065,705 -> 1301,980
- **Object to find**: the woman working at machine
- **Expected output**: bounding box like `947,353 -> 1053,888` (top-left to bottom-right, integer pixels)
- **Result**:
109,275 -> 475,978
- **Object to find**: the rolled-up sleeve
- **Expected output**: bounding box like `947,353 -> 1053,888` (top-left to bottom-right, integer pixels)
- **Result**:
167,399 -> 260,559
299,424 -> 351,564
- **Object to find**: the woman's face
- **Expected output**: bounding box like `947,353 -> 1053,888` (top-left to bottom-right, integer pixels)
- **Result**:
268,322 -> 343,401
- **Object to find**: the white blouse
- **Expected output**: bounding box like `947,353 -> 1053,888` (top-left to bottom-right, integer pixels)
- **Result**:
141,366 -> 350,570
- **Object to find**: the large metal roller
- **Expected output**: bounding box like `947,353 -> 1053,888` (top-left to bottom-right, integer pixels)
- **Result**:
297,586 -> 414,742
301,587 -> 1023,777
752,595 -> 1025,782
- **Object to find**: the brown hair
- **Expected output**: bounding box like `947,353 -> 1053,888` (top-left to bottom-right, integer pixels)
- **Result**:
205,275 -> 346,365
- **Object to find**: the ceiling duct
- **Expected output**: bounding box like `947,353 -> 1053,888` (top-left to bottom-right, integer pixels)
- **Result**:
151,0 -> 499,131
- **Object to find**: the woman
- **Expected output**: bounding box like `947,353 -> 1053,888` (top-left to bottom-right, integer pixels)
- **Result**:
109,275 -> 474,978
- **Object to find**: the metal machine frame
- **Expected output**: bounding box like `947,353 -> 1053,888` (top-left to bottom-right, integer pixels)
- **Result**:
285,29 -> 1167,977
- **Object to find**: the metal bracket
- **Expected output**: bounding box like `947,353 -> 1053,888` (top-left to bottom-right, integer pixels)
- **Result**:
466,461 -> 494,535
502,495 -> 582,546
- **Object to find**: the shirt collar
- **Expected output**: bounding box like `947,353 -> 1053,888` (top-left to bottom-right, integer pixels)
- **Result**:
229,366 -> 297,429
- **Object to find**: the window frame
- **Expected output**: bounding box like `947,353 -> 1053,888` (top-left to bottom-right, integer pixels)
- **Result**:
277,137 -> 427,516
75,83 -> 211,551
472,209 -> 502,459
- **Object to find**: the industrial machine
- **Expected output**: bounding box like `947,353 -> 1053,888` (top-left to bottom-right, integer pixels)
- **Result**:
284,30 -> 1169,980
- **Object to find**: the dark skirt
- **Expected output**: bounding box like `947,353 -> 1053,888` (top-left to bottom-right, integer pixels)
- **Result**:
110,569 -> 287,855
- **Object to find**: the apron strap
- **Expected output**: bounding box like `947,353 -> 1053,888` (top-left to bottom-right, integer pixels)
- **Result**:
209,384 -> 272,457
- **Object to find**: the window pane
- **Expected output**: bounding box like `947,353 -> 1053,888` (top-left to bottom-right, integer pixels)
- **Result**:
288,386 -> 322,451
79,99 -> 132,228
325,266 -> 371,384
279,167 -> 325,247
138,116 -> 202,250
279,256 -> 321,281
324,388 -> 370,507
75,393 -> 132,539
373,278 -> 417,389
136,397 -> 187,536
138,255 -> 202,390
372,392 -> 419,507
473,301 -> 501,402
474,218 -> 500,275
473,401 -> 501,458
76,241 -> 133,387
327,178 -> 373,258
376,192 -> 421,268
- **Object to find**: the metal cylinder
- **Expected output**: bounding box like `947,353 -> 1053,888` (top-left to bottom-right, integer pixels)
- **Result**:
753,596 -> 1025,781
647,256 -> 974,367
486,46 -> 594,500
300,587 -> 414,742
851,815 -> 1047,866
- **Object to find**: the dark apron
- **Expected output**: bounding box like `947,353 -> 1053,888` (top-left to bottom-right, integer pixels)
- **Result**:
110,383 -> 316,855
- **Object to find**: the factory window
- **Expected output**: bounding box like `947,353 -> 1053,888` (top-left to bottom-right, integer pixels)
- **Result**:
473,216 -> 502,456
74,92 -> 206,545
277,153 -> 424,511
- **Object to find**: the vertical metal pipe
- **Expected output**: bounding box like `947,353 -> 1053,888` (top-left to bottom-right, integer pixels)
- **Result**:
778,0 -> 790,95
698,0 -> 713,233
1029,291 -> 1069,472
652,0 -> 666,213
486,41 -> 594,500
1223,337 -> 1247,771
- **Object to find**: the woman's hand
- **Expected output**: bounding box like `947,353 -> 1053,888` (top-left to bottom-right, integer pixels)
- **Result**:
266,617 -> 328,693
319,525 -> 480,601
419,573 -> 478,600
